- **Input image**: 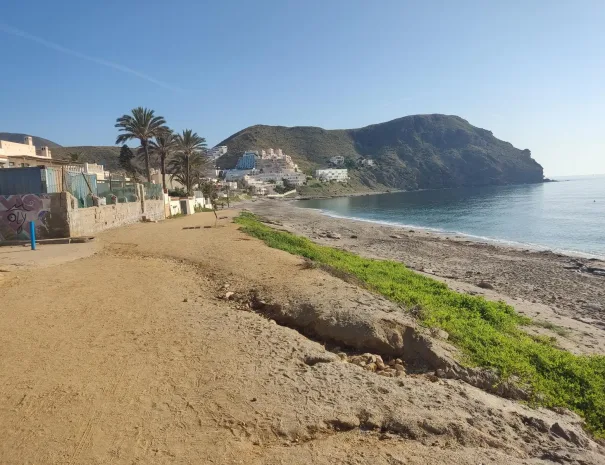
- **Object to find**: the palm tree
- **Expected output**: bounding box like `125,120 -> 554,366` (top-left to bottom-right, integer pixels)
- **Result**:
169,129 -> 207,195
167,152 -> 208,195
115,107 -> 168,182
67,151 -> 82,162
149,130 -> 177,191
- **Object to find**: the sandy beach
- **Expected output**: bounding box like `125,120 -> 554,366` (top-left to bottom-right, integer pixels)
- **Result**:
1,209 -> 604,464
245,199 -> 605,354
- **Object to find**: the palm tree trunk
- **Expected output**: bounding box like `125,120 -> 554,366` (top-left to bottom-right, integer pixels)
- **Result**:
186,155 -> 190,196
161,154 -> 167,192
143,141 -> 152,182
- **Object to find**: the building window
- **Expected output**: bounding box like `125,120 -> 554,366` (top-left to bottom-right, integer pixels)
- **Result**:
9,162 -> 15,167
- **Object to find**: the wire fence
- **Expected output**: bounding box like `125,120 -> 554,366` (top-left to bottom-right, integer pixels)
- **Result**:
143,182 -> 163,200
0,166 -> 164,208
98,180 -> 139,204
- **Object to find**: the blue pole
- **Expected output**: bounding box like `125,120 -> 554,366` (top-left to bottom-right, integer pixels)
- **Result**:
29,221 -> 36,250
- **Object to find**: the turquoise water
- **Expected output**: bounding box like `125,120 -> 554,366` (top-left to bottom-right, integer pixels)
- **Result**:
298,175 -> 605,259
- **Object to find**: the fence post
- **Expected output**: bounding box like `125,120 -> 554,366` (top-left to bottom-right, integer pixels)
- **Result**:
29,221 -> 36,250
139,183 -> 146,214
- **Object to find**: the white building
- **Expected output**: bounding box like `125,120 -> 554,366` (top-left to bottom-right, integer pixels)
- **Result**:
150,169 -> 186,191
360,158 -> 375,167
246,171 -> 306,186
228,148 -> 304,186
329,156 -> 345,166
221,181 -> 238,190
225,169 -> 254,181
83,163 -> 108,181
0,136 -> 53,168
315,168 -> 349,183
207,145 -> 228,160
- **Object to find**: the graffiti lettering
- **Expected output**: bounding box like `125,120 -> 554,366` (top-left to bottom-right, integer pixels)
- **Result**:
0,194 -> 50,240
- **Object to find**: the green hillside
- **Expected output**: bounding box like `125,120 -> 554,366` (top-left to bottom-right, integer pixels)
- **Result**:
51,146 -> 124,171
216,114 -> 544,190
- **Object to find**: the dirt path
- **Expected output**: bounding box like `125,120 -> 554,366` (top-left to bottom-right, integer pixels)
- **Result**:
0,241 -> 98,272
0,212 -> 603,464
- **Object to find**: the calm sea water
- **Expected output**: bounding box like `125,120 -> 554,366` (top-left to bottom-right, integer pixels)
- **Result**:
298,175 -> 605,259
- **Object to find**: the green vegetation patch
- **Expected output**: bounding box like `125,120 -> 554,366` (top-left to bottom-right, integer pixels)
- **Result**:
235,212 -> 605,438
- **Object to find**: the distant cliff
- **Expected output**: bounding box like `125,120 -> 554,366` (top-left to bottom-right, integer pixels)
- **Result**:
217,114 -> 544,190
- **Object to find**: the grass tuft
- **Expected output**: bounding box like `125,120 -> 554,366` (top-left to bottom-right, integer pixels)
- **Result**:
532,320 -> 572,338
235,212 -> 605,438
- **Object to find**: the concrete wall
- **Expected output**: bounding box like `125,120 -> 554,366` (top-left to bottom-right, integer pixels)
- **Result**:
21,191 -> 166,239
194,197 -> 212,210
169,199 -> 182,216
67,198 -> 164,237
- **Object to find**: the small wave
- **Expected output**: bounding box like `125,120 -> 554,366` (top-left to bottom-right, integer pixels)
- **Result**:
320,211 -> 446,233
314,210 -> 605,261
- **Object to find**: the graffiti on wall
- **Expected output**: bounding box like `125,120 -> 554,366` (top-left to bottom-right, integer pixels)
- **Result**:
0,194 -> 51,240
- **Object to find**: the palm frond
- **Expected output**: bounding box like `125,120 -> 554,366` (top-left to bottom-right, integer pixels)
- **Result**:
115,107 -> 169,181
175,129 -> 207,156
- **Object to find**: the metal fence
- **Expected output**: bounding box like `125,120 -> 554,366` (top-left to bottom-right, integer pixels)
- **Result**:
0,167 -> 45,195
143,182 -> 163,200
0,167 -> 98,205
64,171 -> 98,207
0,167 -> 163,207
43,167 -> 63,193
98,180 -> 139,204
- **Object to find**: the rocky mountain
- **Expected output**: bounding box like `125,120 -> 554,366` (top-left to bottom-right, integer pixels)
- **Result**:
0,132 -> 62,149
217,114 -> 544,190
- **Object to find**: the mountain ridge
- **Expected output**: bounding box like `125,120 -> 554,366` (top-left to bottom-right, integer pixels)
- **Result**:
2,114 -> 545,191
216,114 -> 544,190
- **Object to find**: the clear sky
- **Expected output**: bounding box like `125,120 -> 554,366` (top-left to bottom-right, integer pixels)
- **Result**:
1,0 -> 603,176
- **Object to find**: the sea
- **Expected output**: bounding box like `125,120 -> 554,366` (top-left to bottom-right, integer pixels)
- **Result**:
297,175 -> 605,260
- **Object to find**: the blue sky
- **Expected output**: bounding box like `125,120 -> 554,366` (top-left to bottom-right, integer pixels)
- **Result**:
1,0 -> 603,176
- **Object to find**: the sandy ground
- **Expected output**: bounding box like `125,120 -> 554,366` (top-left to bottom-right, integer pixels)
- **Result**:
1,211 -> 604,464
245,200 -> 605,355
0,242 -> 98,272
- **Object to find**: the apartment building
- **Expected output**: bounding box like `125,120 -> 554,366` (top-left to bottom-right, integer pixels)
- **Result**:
315,168 -> 349,182
235,151 -> 258,170
0,136 -> 53,168
207,145 -> 228,160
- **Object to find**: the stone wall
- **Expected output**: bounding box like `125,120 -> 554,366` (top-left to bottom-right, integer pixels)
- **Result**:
35,191 -> 165,239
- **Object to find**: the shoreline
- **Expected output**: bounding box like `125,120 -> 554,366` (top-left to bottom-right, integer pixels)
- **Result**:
294,188 -> 404,201
300,206 -> 605,261
294,178 -> 554,201
243,199 -> 605,353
